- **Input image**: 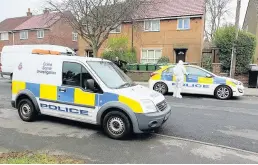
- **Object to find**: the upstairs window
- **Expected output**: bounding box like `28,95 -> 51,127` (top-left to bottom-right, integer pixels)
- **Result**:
144,20 -> 160,31
37,30 -> 44,39
110,25 -> 122,33
20,31 -> 28,40
177,18 -> 190,30
0,32 -> 9,41
72,32 -> 78,41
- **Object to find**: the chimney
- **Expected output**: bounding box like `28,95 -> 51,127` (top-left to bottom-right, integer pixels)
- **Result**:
43,8 -> 50,14
27,8 -> 32,17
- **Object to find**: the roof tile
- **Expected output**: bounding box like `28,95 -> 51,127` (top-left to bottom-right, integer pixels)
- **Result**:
0,16 -> 30,32
134,0 -> 205,19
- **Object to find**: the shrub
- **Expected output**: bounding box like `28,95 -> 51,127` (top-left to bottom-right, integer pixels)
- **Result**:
157,56 -> 170,64
102,37 -> 137,63
213,25 -> 256,74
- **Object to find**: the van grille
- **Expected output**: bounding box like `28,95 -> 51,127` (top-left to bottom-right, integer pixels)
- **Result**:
156,100 -> 167,112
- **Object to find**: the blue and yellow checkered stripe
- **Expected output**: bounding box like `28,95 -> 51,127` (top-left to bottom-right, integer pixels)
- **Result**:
12,81 -> 143,113
160,74 -> 236,87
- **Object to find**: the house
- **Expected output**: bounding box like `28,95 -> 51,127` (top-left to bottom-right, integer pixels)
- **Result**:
0,8 -> 78,52
243,0 -> 258,63
78,0 -> 205,64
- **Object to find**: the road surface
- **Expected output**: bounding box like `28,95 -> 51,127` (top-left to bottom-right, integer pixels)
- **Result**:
1,79 -> 258,163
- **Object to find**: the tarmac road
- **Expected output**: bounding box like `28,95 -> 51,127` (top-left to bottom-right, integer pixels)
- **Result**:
1,79 -> 258,163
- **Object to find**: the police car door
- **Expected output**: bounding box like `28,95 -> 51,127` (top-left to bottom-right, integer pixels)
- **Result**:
184,66 -> 213,95
57,61 -> 99,124
161,66 -> 175,93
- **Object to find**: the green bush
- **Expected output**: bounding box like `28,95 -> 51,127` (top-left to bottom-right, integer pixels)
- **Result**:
201,54 -> 212,72
157,56 -> 170,64
102,37 -> 137,64
213,26 -> 256,74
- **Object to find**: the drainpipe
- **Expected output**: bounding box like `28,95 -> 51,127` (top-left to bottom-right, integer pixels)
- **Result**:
131,22 -> 134,52
12,31 -> 14,45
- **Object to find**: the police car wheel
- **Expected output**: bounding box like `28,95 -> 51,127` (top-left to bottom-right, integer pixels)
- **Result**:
18,99 -> 37,122
153,82 -> 168,95
215,86 -> 232,100
103,111 -> 131,139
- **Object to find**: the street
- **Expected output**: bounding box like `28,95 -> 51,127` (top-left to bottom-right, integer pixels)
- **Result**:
1,79 -> 258,163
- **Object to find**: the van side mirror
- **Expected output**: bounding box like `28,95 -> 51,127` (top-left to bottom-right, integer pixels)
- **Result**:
87,79 -> 95,91
206,74 -> 212,78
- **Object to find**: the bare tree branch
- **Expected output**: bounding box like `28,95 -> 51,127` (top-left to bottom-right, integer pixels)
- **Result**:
205,0 -> 232,41
47,0 -> 155,57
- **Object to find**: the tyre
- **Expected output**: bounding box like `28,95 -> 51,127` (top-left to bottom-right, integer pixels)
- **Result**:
153,82 -> 168,95
103,111 -> 132,139
17,99 -> 37,122
215,85 -> 232,100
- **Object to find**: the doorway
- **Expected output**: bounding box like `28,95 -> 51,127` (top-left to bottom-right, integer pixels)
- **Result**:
174,48 -> 187,63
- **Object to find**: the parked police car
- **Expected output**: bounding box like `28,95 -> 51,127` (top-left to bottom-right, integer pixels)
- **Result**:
11,49 -> 171,139
149,64 -> 244,100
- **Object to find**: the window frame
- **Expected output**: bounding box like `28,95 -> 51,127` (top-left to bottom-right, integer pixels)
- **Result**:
186,66 -> 212,77
20,31 -> 28,40
0,32 -> 9,41
61,61 -> 103,94
72,32 -> 78,41
110,24 -> 122,34
37,30 -> 44,39
144,19 -> 160,32
177,18 -> 190,30
140,49 -> 162,64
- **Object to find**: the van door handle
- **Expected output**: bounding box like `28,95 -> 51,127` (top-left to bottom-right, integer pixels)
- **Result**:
59,88 -> 66,92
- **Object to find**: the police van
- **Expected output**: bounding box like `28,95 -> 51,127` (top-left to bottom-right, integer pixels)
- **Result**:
11,50 -> 171,139
1,44 -> 76,80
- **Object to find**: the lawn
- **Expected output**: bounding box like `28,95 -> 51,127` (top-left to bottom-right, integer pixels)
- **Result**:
0,151 -> 85,164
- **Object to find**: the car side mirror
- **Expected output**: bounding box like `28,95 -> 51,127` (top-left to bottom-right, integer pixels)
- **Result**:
87,79 -> 95,91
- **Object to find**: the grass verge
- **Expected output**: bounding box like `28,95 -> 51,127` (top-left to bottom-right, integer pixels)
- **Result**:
0,151 -> 85,164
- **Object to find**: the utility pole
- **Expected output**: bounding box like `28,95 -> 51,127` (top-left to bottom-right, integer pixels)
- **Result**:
230,0 -> 241,78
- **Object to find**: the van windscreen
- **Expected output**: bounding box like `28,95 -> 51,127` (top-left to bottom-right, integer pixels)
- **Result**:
87,61 -> 134,89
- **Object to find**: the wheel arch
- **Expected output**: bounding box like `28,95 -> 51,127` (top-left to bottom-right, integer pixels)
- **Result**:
214,84 -> 233,99
15,90 -> 40,112
96,102 -> 142,133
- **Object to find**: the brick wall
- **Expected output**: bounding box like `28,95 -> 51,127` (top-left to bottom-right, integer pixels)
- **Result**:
78,17 -> 204,64
0,18 -> 77,51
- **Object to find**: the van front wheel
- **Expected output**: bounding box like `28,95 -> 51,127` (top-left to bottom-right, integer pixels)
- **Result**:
103,111 -> 132,139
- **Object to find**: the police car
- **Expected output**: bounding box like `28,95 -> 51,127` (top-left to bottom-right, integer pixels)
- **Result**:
149,64 -> 244,100
11,49 -> 171,139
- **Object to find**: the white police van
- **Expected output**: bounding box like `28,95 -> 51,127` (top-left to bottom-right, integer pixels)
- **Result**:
11,51 -> 171,139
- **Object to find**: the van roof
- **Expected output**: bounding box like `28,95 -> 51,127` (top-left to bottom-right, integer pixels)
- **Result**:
2,44 -> 76,55
30,54 -> 111,62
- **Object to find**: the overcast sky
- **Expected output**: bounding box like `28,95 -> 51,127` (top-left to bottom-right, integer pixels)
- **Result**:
0,0 -> 250,27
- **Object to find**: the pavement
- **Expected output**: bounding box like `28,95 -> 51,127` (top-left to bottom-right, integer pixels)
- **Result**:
1,78 -> 258,163
136,81 -> 258,97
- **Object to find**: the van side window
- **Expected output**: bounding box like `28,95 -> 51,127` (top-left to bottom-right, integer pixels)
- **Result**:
62,62 -> 100,93
62,62 -> 82,87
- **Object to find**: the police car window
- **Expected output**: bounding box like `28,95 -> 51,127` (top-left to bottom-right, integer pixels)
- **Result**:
186,67 -> 207,77
166,67 -> 174,73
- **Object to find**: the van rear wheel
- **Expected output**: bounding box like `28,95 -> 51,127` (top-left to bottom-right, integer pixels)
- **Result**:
18,99 -> 37,122
103,111 -> 132,139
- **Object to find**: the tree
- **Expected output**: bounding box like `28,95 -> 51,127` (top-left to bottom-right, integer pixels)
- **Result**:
47,0 -> 154,57
213,26 -> 256,74
205,0 -> 232,41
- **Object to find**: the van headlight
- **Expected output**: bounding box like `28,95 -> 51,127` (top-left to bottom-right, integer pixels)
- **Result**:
140,100 -> 157,113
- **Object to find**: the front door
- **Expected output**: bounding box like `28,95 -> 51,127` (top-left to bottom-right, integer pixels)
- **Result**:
175,49 -> 187,63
